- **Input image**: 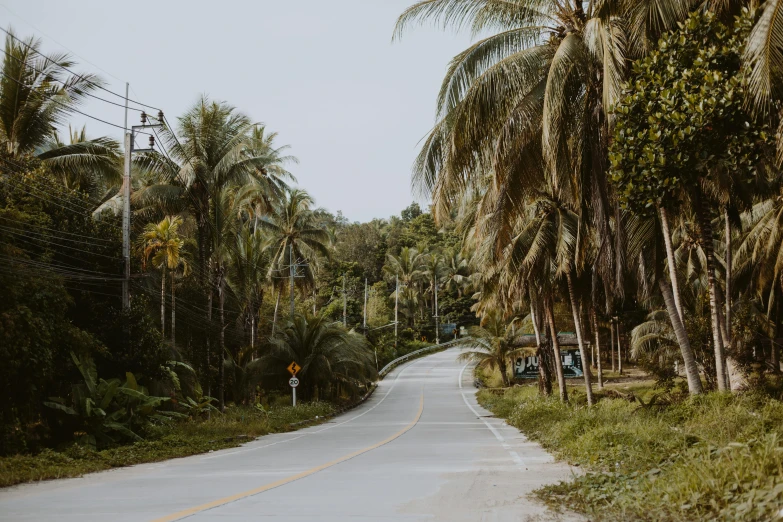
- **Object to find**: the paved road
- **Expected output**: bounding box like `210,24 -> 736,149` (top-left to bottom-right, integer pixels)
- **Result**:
0,349 -> 580,521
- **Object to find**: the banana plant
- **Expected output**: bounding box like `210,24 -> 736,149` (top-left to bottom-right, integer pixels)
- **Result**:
45,352 -> 178,448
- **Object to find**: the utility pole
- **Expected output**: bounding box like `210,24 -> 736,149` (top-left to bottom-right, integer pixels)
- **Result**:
342,274 -> 347,327
122,83 -> 130,309
434,274 -> 439,345
289,244 -> 295,319
394,274 -> 399,348
363,278 -> 368,332
122,93 -> 162,309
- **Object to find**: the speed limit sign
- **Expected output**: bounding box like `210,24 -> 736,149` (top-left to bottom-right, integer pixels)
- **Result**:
289,377 -> 300,388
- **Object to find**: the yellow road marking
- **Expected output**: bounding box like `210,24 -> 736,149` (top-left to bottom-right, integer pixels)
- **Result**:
152,394 -> 425,522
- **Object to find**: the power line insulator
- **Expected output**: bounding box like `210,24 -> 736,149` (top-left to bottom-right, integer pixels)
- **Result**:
140,111 -> 147,124
149,135 -> 155,148
157,110 -> 164,122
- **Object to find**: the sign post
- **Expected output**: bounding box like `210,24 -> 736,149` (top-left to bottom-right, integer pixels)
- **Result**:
287,361 -> 301,407
288,376 -> 299,406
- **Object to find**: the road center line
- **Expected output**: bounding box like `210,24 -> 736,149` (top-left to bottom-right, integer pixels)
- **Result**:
458,362 -> 526,469
152,393 -> 425,522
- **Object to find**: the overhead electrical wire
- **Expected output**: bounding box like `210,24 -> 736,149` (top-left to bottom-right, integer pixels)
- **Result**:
0,26 -> 162,112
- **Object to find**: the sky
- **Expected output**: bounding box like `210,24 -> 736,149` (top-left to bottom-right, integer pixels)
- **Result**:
2,0 -> 474,223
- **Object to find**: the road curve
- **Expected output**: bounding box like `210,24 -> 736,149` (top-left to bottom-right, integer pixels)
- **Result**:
0,349 -> 580,521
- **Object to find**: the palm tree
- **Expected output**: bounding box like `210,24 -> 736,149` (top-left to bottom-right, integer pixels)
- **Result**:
441,246 -> 469,297
37,125 -> 121,199
456,310 -> 523,387
140,216 -> 188,337
260,313 -> 376,401
257,188 -> 332,329
384,247 -> 427,327
0,29 -> 122,198
136,96 -> 294,281
227,225 -> 270,351
626,212 -> 705,395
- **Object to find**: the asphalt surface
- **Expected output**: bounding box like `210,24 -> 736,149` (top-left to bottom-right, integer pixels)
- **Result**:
0,348 -> 580,521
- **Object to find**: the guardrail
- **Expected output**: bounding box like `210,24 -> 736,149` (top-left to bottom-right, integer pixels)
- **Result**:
378,338 -> 465,379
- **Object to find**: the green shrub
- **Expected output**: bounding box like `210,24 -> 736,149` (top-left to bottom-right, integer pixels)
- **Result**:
479,388 -> 783,521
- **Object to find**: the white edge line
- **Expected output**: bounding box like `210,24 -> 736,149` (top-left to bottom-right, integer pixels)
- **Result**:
458,361 -> 526,469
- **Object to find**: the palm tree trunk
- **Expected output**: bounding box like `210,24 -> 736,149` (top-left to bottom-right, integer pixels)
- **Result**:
219,272 -> 226,412
161,268 -> 166,336
659,207 -> 685,323
531,303 -> 552,396
530,303 -> 542,347
616,318 -> 623,375
773,300 -> 781,374
498,357 -> 509,387
591,306 -> 604,389
610,319 -> 616,372
272,287 -> 281,334
724,209 -> 732,343
171,274 -> 176,346
658,278 -> 703,394
546,299 -> 567,402
566,271 -> 594,405
695,194 -> 729,391
206,287 -> 212,413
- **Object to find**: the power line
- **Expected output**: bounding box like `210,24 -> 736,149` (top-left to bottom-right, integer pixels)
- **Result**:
0,25 -> 161,112
0,215 -> 118,243
0,47 -> 143,112
0,3 -> 126,83
0,225 -> 121,260
0,156 -> 125,231
0,71 -> 152,135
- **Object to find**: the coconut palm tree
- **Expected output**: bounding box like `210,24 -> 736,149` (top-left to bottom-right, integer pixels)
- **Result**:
135,96 -> 294,281
37,125 -> 121,199
260,313 -> 376,401
140,215 -> 188,337
257,189 -> 332,330
456,310 -> 523,387
227,225 -> 270,351
0,29 -> 122,199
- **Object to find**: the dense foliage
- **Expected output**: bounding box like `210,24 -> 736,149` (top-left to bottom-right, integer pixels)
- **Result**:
0,30 -> 478,457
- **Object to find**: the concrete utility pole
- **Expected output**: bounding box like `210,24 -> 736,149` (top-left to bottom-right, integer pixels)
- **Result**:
122,83 -> 130,309
394,275 -> 399,348
289,244 -> 295,319
343,274 -> 347,327
123,89 -> 162,309
434,275 -> 439,344
363,278 -> 368,332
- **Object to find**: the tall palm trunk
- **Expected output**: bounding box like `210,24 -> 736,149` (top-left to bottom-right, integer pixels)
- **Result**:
272,287 -> 281,334
660,207 -> 685,322
160,268 -> 166,336
695,194 -> 728,391
658,278 -> 703,394
171,274 -> 176,345
724,209 -> 732,342
206,287 -> 212,407
531,303 -> 552,396
218,269 -> 226,412
610,319 -> 616,372
616,318 -> 623,375
566,270 -> 594,405
545,299 -> 567,402
498,355 -> 509,387
591,306 -> 604,389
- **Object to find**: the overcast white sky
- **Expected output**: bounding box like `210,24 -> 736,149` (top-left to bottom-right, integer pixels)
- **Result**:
2,1 -> 473,222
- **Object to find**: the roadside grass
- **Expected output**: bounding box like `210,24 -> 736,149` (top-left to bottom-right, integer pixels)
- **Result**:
478,383 -> 783,521
0,401 -> 334,488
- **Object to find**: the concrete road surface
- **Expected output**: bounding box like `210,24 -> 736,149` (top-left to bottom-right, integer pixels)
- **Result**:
0,349 -> 581,521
